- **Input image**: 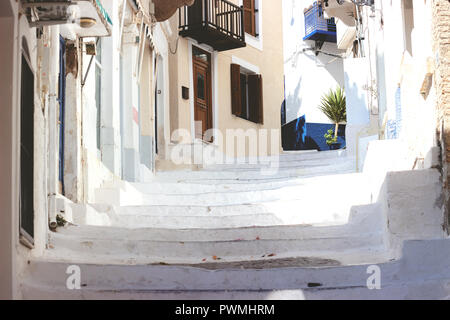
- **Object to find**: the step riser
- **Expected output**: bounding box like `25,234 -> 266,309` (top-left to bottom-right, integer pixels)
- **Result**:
24,261 -> 380,292
204,158 -> 349,171
20,286 -> 315,300
94,164 -> 357,207
155,162 -> 354,180
49,235 -> 384,263
203,150 -> 346,164
87,202 -> 381,230
56,204 -> 383,240
112,214 -> 291,228
110,205 -> 270,217
131,173 -> 363,195
21,281 -> 450,300
81,199 -> 373,227
107,200 -> 359,217
96,184 -> 369,207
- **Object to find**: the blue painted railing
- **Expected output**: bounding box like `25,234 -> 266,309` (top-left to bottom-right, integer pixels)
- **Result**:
303,2 -> 337,43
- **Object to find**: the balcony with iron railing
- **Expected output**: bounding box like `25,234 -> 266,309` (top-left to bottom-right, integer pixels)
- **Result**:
179,0 -> 246,52
303,1 -> 337,43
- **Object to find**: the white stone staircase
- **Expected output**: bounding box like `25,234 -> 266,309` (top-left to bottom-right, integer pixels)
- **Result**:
21,239 -> 450,299
20,149 -> 449,299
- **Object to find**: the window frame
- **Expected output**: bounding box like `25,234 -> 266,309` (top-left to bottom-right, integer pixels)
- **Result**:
230,62 -> 264,125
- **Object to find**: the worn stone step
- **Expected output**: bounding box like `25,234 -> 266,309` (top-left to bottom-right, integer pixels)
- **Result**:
203,157 -> 349,171
22,239 -> 450,299
60,203 -> 383,239
45,234 -> 388,266
47,207 -> 386,265
86,197 -> 379,229
20,278 -> 450,300
95,173 -> 367,207
110,213 -> 289,228
154,160 -> 355,182
129,172 -> 364,195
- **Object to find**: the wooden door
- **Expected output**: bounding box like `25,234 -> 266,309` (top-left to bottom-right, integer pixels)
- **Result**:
193,47 -> 213,140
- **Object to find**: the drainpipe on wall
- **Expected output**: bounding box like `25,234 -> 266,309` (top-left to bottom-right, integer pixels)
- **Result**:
47,25 -> 60,230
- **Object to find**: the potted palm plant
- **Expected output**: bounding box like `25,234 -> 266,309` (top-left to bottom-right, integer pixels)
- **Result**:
318,87 -> 347,150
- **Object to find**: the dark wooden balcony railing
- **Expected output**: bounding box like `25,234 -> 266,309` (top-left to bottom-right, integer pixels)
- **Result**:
179,0 -> 246,52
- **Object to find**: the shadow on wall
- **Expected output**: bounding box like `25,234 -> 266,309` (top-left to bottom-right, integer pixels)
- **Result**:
281,100 -> 286,126
303,45 -> 345,86
285,76 -> 303,123
282,117 -> 346,151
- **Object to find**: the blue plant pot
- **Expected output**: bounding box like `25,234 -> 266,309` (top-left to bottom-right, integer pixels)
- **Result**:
329,142 -> 342,150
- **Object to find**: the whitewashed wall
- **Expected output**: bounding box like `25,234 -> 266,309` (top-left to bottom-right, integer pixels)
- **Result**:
335,0 -> 438,168
282,0 -> 345,124
379,0 -> 437,165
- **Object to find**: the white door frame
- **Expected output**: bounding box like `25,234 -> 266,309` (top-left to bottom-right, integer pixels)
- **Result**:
188,40 -> 219,145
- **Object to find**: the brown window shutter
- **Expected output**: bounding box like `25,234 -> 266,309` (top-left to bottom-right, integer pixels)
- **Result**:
240,73 -> 248,119
230,64 -> 242,117
248,74 -> 263,124
257,75 -> 264,124
243,0 -> 256,36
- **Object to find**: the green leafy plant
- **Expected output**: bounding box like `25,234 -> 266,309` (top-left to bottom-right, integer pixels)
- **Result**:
56,214 -> 67,227
319,86 -> 347,139
324,129 -> 338,146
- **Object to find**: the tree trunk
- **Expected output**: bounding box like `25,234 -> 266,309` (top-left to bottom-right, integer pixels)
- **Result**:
334,122 -> 339,138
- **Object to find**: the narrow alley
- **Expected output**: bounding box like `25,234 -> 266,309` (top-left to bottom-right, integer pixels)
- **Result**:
1,0 -> 450,301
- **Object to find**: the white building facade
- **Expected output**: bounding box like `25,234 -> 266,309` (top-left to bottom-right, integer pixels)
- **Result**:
0,0 -> 176,299
1,0 -> 450,300
318,0 -> 440,173
283,0 -> 345,125
282,0 -> 346,151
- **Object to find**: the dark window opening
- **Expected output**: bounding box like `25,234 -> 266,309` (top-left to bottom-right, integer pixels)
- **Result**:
240,73 -> 248,120
58,36 -> 66,195
230,63 -> 263,124
20,52 -> 35,244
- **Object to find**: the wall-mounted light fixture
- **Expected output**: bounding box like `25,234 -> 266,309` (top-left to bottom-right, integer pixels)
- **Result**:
79,17 -> 97,28
182,86 -> 189,100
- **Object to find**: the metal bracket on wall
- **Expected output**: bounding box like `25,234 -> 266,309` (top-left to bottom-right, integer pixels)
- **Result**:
81,38 -> 99,87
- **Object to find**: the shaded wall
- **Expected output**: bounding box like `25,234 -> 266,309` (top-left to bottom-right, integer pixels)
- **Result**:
0,4 -> 14,299
282,116 -> 346,151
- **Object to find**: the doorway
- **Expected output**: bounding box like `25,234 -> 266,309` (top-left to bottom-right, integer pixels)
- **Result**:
192,46 -> 213,140
58,36 -> 66,195
20,40 -> 35,244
